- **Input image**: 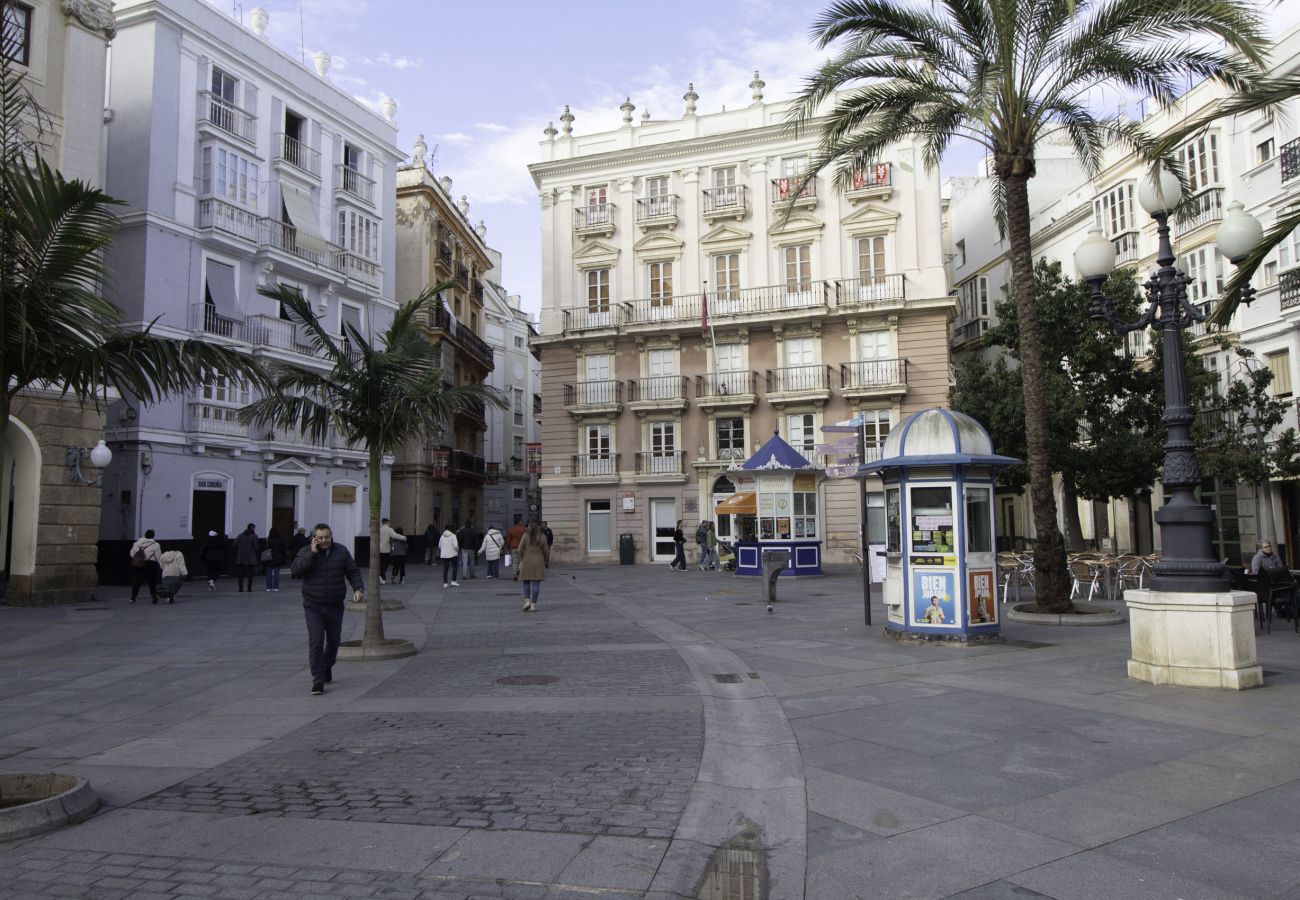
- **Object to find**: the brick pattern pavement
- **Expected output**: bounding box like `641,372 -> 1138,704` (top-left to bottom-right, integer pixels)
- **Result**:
366,651 -> 695,698
0,846 -> 647,899
135,711 -> 702,838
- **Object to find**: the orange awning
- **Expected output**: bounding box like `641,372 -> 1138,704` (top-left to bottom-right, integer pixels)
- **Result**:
715,492 -> 757,516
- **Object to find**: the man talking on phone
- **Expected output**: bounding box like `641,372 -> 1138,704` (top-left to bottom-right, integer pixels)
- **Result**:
291,523 -> 364,695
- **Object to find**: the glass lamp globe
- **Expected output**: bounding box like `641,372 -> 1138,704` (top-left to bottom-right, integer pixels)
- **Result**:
1074,227 -> 1117,281
88,440 -> 112,468
1216,201 -> 1263,263
1137,166 -> 1183,216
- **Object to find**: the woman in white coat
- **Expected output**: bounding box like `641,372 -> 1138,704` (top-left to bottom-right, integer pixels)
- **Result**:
438,527 -> 460,587
479,525 -> 505,579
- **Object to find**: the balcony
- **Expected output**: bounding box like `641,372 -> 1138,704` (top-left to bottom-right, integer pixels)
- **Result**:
275,133 -> 321,178
563,380 -> 623,417
246,314 -> 318,359
1283,268 -> 1300,311
574,203 -> 616,238
196,197 -> 258,243
623,292 -> 703,326
471,280 -> 485,303
844,163 -> 893,201
634,450 -> 687,481
336,164 -> 376,205
628,375 -> 689,414
450,450 -> 487,480
190,303 -> 248,343
453,320 -> 494,369
185,402 -> 247,440
455,398 -> 487,430
341,251 -> 382,290
436,241 -> 453,272
1174,188 -> 1224,239
770,176 -> 817,210
635,195 -> 678,230
832,275 -> 906,308
701,185 -> 748,222
571,453 -> 620,482
1113,230 -> 1141,264
765,365 -> 833,406
622,282 -> 832,326
454,260 -> 469,289
695,370 -> 758,413
840,358 -> 908,400
1282,138 -> 1300,183
198,91 -> 256,144
950,316 -> 988,348
562,304 -> 625,332
259,218 -> 344,275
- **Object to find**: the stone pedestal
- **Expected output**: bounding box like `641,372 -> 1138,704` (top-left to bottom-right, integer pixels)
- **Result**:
1125,589 -> 1262,690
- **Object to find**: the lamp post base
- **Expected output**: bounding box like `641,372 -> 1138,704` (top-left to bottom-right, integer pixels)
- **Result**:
1125,589 -> 1262,690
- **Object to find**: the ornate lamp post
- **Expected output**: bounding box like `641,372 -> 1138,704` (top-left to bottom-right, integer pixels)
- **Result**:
1073,167 -> 1229,593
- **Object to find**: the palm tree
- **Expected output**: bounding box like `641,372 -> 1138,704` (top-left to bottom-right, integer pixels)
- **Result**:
240,284 -> 501,653
0,63 -> 269,508
790,0 -> 1264,612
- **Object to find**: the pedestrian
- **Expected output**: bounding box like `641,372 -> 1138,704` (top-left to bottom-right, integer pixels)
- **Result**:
704,521 -> 719,571
390,526 -> 408,584
232,523 -> 260,592
128,529 -> 163,602
378,518 -> 397,584
290,523 -> 364,695
158,546 -> 188,603
479,524 -> 505,578
438,525 -> 460,587
517,519 -> 551,612
695,520 -> 708,570
263,526 -> 286,592
670,520 -> 687,571
423,523 -> 439,565
198,530 -> 228,589
542,521 -> 554,548
1251,540 -> 1287,574
289,526 -> 309,560
506,516 -> 526,580
458,519 -> 480,579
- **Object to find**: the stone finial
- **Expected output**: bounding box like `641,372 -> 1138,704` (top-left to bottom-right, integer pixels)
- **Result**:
312,51 -> 330,77
559,104 -> 574,136
412,134 -> 427,165
248,6 -> 268,35
749,70 -> 766,104
458,195 -> 470,217
620,97 -> 636,126
543,121 -> 558,140
475,220 -> 487,240
380,97 -> 397,123
683,83 -> 699,117
641,109 -> 650,124
439,175 -> 452,194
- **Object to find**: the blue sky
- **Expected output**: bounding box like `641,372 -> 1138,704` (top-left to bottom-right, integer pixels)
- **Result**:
226,0 -> 1300,317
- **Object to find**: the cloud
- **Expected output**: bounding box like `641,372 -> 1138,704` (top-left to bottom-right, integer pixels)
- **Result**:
367,52 -> 423,71
475,122 -> 511,133
439,132 -> 474,145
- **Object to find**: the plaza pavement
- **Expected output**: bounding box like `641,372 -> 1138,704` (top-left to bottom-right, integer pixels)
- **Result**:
0,560 -> 1298,899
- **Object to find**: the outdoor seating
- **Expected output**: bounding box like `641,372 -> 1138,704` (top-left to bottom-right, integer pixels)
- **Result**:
1260,567 -> 1298,635
1068,553 -> 1105,603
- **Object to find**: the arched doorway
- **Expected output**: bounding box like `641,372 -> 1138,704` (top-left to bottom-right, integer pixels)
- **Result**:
712,475 -> 736,541
1,416 -> 42,586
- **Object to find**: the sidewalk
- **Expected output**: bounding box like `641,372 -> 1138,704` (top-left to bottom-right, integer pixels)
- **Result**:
0,562 -> 1297,899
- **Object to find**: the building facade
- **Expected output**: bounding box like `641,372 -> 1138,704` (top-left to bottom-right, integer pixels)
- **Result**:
391,144 -> 494,534
1,0 -> 116,604
529,83 -> 954,565
97,0 -> 403,561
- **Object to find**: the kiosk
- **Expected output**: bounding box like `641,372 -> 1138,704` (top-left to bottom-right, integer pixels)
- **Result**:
857,408 -> 1019,640
718,430 -> 824,577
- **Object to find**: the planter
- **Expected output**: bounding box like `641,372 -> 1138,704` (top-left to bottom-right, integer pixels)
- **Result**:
336,637 -> 416,661
0,774 -> 99,841
1007,602 -> 1126,626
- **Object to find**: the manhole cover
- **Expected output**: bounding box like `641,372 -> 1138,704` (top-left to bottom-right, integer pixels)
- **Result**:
495,675 -> 561,686
712,674 -> 742,684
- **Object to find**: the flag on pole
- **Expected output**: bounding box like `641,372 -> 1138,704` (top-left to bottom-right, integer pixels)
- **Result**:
701,286 -> 709,336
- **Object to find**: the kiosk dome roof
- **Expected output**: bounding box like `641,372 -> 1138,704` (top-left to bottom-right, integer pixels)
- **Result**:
859,408 -> 1019,473
741,429 -> 816,471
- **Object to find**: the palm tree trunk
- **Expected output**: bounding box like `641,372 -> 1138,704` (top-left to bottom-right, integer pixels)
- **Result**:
1002,172 -> 1072,612
364,446 -> 385,646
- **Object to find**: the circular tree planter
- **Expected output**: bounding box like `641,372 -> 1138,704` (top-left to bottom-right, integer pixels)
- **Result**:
0,774 -> 99,841
336,638 -> 417,661
1007,602 -> 1126,626
349,599 -> 404,611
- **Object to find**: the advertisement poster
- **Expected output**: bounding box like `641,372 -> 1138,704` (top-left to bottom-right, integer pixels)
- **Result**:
526,443 -> 543,474
969,569 -> 996,624
485,462 -> 499,485
432,449 -> 449,480
911,569 -> 956,626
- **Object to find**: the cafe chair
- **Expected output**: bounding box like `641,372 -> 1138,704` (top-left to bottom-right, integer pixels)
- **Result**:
1259,567 -> 1298,634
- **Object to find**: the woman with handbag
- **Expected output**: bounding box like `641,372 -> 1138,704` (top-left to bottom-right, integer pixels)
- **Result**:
263,526 -> 286,592
479,525 -> 505,579
517,520 -> 551,612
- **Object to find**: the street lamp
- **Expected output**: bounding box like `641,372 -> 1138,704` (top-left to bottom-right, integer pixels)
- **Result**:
1073,166 -> 1227,593
65,440 -> 113,487
1215,200 -> 1264,308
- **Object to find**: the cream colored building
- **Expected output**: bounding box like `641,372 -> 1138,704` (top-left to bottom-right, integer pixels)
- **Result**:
528,81 -> 954,565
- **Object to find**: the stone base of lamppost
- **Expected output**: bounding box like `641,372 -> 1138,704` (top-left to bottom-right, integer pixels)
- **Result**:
1125,589 -> 1262,690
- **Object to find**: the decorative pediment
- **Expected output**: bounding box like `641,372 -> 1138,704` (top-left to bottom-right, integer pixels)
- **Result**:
699,223 -> 753,254
632,231 -> 685,258
768,211 -> 825,242
573,239 -> 620,269
266,456 -> 314,475
841,202 -> 901,235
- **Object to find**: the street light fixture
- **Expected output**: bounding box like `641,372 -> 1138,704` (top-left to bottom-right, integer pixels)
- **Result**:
66,440 -> 113,487
1073,165 -> 1228,593
1216,200 -> 1264,308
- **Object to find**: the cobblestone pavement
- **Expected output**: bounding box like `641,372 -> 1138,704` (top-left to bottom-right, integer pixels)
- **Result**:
135,710 -> 701,837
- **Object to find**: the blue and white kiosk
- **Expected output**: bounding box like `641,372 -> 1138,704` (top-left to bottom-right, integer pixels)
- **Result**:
857,408 -> 1019,640
719,430 -> 824,577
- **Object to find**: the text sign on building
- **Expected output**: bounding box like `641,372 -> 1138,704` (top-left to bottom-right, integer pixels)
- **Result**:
331,485 -> 356,503
196,478 -> 226,490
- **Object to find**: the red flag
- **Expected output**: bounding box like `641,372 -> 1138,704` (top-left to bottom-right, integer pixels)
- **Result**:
701,287 -> 709,335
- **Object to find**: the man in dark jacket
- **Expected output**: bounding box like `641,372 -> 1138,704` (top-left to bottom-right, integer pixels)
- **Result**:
291,523 -> 364,695
457,520 -> 481,579
232,523 -> 260,592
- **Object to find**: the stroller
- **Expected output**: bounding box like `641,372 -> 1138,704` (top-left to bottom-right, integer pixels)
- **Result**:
716,539 -> 737,572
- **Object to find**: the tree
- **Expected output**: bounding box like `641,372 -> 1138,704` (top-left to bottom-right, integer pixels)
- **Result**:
239,285 -> 502,653
0,57 -> 268,518
791,0 -> 1264,612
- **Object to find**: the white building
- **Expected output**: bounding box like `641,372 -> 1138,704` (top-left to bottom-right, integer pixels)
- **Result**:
98,0 -> 403,561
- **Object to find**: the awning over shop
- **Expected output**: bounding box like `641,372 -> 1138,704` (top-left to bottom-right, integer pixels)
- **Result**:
280,182 -> 330,255
715,492 -> 756,516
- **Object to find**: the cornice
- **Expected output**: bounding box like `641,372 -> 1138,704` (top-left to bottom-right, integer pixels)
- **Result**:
61,0 -> 116,39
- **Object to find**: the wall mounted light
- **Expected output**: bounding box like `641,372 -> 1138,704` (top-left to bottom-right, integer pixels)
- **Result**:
66,440 -> 113,487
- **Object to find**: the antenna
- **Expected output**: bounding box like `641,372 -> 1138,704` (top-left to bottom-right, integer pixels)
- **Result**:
428,143 -> 439,175
299,0 -> 306,65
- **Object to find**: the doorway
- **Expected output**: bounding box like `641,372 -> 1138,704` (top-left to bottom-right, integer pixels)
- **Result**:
192,489 -> 227,539
271,484 -> 297,540
651,498 -> 676,562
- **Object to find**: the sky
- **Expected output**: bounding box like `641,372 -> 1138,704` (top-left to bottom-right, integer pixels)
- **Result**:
218,0 -> 1300,319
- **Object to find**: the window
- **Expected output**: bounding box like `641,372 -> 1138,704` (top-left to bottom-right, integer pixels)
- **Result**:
586,268 -> 610,313
514,335 -> 525,349
650,422 -> 676,469
1094,182 -> 1136,240
788,413 -> 816,454
1257,138 -> 1276,166
343,142 -> 361,172
200,370 -> 249,406
857,236 -> 886,283
513,388 -> 524,426
859,330 -> 891,361
201,260 -> 239,336
200,146 -> 260,206
711,166 -> 739,208
339,303 -> 364,347
585,354 -> 611,381
584,424 -> 612,476
793,490 -> 817,539
1267,350 -> 1293,398
337,210 -> 380,260
648,261 -> 673,309
782,157 -> 807,178
1279,229 -> 1300,271
965,487 -> 992,553
715,343 -> 742,373
585,185 -> 608,207
713,253 -> 740,300
861,409 -> 891,456
211,66 -> 237,103
276,280 -> 304,321
1263,260 -> 1278,287
958,276 -> 989,320
785,337 -> 815,369
716,417 -> 745,460
712,166 -> 736,188
586,424 -> 611,455
587,499 -> 612,553
954,239 -> 966,269
2,1 -> 32,67
784,244 -> 811,293
1179,134 -> 1220,194
1182,245 -> 1224,304
645,175 -> 671,216
714,343 -> 745,394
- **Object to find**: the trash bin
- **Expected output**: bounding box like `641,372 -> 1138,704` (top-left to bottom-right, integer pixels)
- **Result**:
619,533 -> 635,565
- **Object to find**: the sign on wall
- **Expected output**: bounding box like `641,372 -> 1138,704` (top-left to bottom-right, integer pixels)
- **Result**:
526,443 -> 542,474
432,449 -> 449,480
331,485 -> 356,503
485,462 -> 500,485
969,569 -> 996,624
911,569 -> 956,626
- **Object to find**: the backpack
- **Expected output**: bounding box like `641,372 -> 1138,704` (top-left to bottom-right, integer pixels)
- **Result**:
131,547 -> 147,568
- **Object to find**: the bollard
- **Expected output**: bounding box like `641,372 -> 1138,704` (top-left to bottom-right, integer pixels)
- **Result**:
761,549 -> 791,606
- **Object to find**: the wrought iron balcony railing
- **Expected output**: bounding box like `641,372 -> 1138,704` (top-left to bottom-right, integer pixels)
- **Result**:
337,164 -> 376,203
199,91 -> 256,142
766,364 -> 832,393
840,358 -> 907,389
635,451 -> 686,475
564,380 -> 623,406
276,133 -> 321,177
628,376 -> 689,402
696,370 -> 757,398
571,453 -> 619,478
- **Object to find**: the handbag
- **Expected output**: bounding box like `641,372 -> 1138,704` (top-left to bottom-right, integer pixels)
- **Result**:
503,552 -> 512,568
259,548 -> 275,564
